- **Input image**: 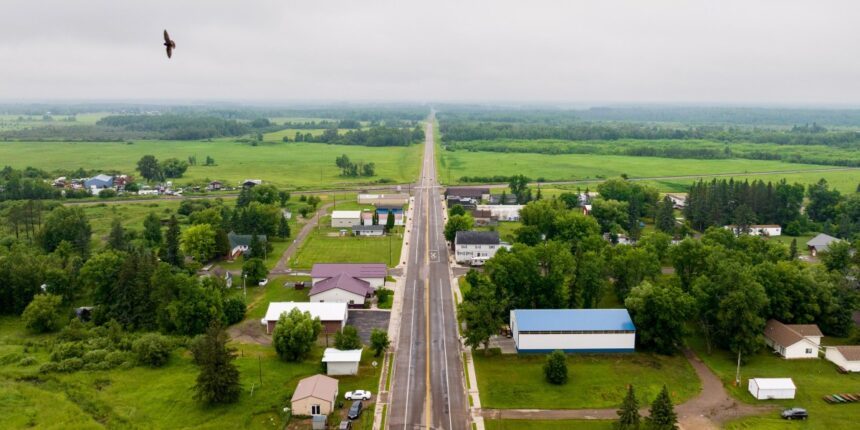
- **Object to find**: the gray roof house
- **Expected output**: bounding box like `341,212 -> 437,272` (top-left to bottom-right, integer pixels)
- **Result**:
807,233 -> 841,256
227,232 -> 267,259
445,187 -> 490,200
84,174 -> 114,189
455,230 -> 501,245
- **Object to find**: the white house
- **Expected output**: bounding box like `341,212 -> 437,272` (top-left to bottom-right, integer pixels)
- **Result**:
475,205 -> 524,221
510,309 -> 636,353
747,378 -> 796,400
763,320 -> 821,359
260,302 -> 348,335
724,224 -> 782,236
454,231 -> 509,265
322,348 -> 362,376
331,211 -> 362,228
352,225 -> 385,236
824,346 -> 860,372
309,274 -> 372,307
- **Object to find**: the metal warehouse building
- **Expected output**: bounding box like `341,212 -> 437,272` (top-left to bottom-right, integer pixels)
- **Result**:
510,309 -> 636,353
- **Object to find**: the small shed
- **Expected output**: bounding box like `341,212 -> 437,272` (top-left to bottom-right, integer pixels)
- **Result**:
353,225 -> 385,237
747,378 -> 796,400
291,374 -> 339,416
322,348 -> 362,375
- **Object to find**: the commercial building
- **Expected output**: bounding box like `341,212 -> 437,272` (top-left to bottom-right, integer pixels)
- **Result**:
510,309 -> 636,353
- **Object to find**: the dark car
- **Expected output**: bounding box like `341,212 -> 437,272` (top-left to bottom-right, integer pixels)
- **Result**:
347,400 -> 363,420
338,421 -> 352,430
781,408 -> 808,420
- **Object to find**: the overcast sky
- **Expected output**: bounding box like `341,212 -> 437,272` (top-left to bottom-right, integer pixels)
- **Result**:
1,0 -> 859,105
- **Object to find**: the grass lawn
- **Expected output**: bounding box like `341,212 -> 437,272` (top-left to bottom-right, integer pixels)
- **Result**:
78,199 -> 186,242
0,140 -> 423,190
484,420 -> 614,430
767,234 -> 816,256
687,335 -> 860,430
472,352 -> 700,409
290,228 -> 403,269
244,275 -> 311,320
476,221 -> 521,244
216,239 -> 293,271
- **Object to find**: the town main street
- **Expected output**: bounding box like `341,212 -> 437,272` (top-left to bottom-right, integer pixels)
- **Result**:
387,117 -> 469,429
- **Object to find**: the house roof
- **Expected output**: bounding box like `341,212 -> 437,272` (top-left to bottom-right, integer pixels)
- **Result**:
764,320 -> 821,348
322,348 -> 362,363
353,225 -> 385,232
455,230 -> 500,245
513,309 -> 635,332
227,232 -> 267,249
471,210 -> 493,218
331,210 -> 361,219
291,374 -> 338,402
445,187 -> 489,198
807,233 -> 840,249
310,274 -> 371,297
262,302 -> 347,322
311,263 -> 387,279
376,205 -> 404,211
832,345 -> 860,361
750,378 -> 795,390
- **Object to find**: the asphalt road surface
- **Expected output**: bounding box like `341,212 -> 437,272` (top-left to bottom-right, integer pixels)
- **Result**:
387,116 -> 469,429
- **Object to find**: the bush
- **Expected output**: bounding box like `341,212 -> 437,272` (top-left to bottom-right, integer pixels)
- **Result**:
21,294 -> 64,333
105,351 -> 132,367
82,349 -> 109,365
18,356 -> 37,367
39,362 -> 61,373
50,342 -> 85,362
132,333 -> 173,367
334,326 -> 362,350
58,357 -> 84,372
98,189 -> 117,199
543,350 -> 568,385
223,297 -> 246,325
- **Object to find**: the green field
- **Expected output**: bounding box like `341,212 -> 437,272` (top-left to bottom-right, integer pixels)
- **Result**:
472,352 -> 700,409
289,227 -> 404,269
244,276 -> 311,320
687,336 -> 860,430
0,140 -> 423,189
484,419 -> 614,430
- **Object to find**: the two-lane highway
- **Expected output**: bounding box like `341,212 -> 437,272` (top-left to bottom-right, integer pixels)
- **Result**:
387,116 -> 469,429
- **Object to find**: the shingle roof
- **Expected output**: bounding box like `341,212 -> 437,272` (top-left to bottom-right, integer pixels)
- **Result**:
311,263 -> 387,279
764,319 -> 821,347
227,232 -> 267,249
455,230 -> 500,245
807,233 -> 840,249
513,309 -> 635,332
310,274 -> 371,297
291,374 -> 338,402
833,345 -> 860,361
446,187 -> 489,198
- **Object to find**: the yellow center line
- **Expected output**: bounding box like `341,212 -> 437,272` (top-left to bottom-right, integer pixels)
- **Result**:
424,126 -> 433,429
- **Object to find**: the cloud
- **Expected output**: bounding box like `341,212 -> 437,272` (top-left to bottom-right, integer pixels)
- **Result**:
1,0 -> 859,104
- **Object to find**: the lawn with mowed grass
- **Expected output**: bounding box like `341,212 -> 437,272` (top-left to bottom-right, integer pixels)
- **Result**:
472,351 -> 700,409
290,228 -> 404,269
484,420 -> 614,430
244,276 -> 311,320
0,140 -> 423,189
687,335 -> 860,430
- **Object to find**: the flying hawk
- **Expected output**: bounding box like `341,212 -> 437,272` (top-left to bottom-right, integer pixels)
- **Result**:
163,30 -> 176,58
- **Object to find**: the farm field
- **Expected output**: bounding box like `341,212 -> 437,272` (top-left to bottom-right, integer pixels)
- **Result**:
471,352 -> 700,409
484,419 -> 614,430
0,140 -> 423,189
687,335 -> 860,430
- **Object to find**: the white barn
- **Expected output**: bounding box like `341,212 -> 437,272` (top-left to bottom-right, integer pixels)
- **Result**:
748,378 -> 796,400
724,224 -> 782,236
510,309 -> 636,353
322,348 -> 362,376
331,211 -> 361,228
824,346 -> 860,372
763,320 -> 821,359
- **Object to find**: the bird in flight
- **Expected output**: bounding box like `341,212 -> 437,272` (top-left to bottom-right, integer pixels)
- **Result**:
163,30 -> 176,58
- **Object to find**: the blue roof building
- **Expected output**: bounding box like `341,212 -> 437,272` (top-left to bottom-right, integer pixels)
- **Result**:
510,309 -> 636,353
84,174 -> 113,189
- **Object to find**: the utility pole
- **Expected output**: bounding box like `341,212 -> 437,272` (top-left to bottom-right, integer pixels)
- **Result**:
243,274 -> 247,299
735,349 -> 742,386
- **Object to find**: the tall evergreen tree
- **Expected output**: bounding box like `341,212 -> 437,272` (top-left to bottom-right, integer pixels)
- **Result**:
277,216 -> 291,239
164,215 -> 183,267
646,386 -> 677,430
143,211 -> 163,245
385,210 -> 396,232
249,234 -> 264,259
236,186 -> 251,208
789,238 -> 798,260
617,385 -> 641,430
655,196 -> 676,234
193,323 -> 241,404
107,218 -> 126,250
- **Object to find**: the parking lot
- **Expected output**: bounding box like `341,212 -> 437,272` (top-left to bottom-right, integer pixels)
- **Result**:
347,310 -> 391,344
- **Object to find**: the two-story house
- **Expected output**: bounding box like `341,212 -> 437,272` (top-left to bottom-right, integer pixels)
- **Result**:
454,231 -> 509,265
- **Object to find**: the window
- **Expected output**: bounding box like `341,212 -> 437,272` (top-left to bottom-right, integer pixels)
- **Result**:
805,348 -> 813,354
349,300 -> 355,305
311,404 -> 321,415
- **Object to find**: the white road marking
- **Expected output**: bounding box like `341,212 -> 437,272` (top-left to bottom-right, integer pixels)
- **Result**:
403,279 -> 417,429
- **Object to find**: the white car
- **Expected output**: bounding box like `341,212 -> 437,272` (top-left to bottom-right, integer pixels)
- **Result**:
344,390 -> 372,401
258,278 -> 269,287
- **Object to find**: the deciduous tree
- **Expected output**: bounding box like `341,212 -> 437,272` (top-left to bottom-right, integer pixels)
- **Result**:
273,309 -> 322,362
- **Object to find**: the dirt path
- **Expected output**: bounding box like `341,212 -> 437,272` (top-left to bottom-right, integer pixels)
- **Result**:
270,202 -> 333,274
481,348 -> 773,429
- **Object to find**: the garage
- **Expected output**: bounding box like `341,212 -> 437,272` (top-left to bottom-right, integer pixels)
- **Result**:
748,378 -> 796,400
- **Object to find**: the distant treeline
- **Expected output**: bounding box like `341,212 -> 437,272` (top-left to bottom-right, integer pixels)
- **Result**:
97,115 -> 249,140
298,126 -> 425,147
445,139 -> 860,167
283,119 -> 361,129
684,179 -> 805,231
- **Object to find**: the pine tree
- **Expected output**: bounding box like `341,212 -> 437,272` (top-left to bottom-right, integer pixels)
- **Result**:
107,218 -> 126,250
385,210 -> 396,232
249,234 -> 264,259
193,323 -> 241,404
789,238 -> 798,259
646,386 -> 678,430
277,216 -> 291,239
143,211 -> 162,245
617,385 -> 640,430
656,196 -> 676,234
236,186 -> 251,208
535,185 -> 542,200
164,215 -> 183,267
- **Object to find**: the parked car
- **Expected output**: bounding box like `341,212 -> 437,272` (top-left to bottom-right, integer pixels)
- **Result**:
347,400 -> 363,420
344,390 -> 372,400
258,278 -> 269,287
338,421 -> 352,430
781,408 -> 808,420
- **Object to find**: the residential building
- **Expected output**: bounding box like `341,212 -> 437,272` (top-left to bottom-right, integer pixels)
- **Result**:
445,186 -> 490,201
454,231 -> 508,265
260,302 -> 348,334
724,224 -> 782,236
331,211 -> 362,228
763,319 -> 821,359
807,233 -> 841,256
510,309 -> 636,353
309,274 -> 372,307
207,180 -> 223,191
352,225 -> 385,237
291,374 -> 339,416
311,263 -> 387,289
824,346 -> 860,372
322,348 -> 362,376
475,204 -> 524,221
747,378 -> 796,400
242,179 -> 262,187
227,232 -> 267,260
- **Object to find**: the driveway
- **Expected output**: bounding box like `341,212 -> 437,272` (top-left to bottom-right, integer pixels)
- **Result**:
347,310 -> 391,344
